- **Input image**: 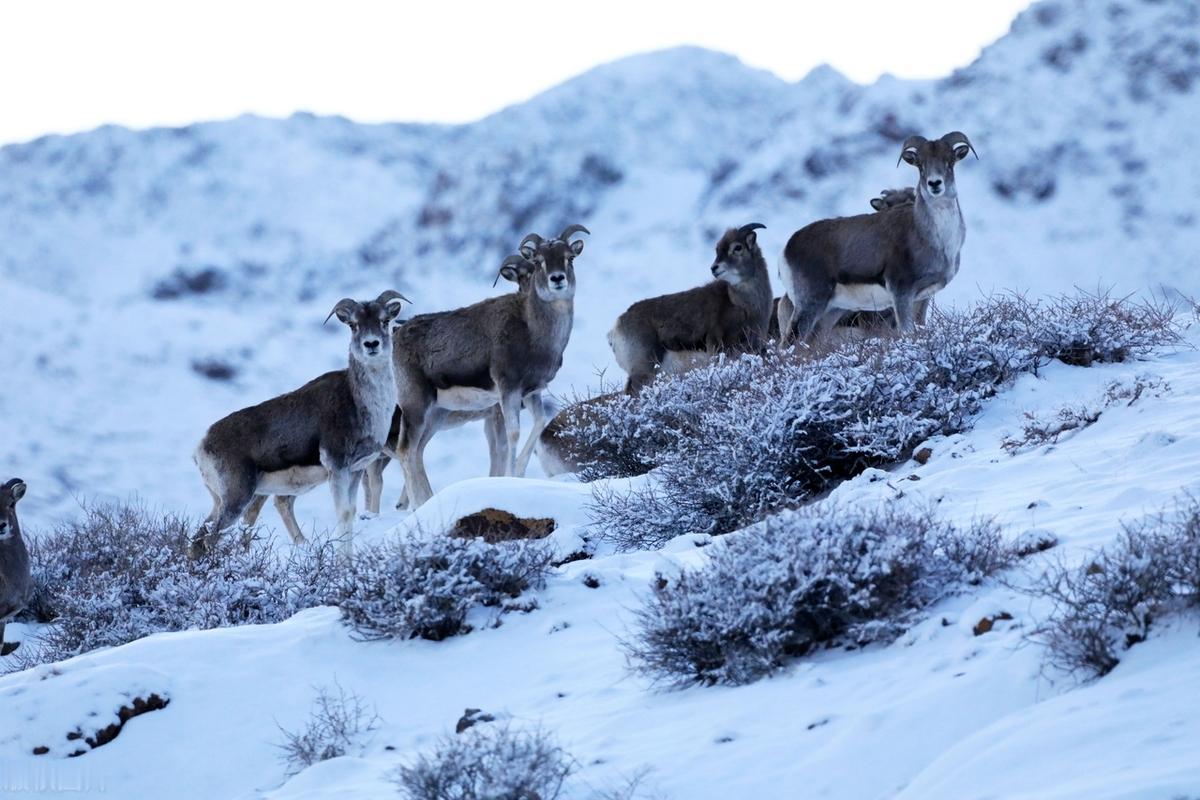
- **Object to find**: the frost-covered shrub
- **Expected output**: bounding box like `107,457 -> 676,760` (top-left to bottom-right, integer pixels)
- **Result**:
394,724 -> 574,800
1032,493 -> 1200,677
338,535 -> 553,641
12,503 -> 340,671
582,291 -> 1178,549
624,504 -> 1013,687
1002,374 -> 1167,454
278,682 -> 380,776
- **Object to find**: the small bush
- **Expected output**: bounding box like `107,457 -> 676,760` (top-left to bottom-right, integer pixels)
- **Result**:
1002,374 -> 1167,454
278,682 -> 380,776
624,504 -> 1013,687
394,724 -> 574,800
1032,493 -> 1200,677
12,502 -> 340,671
338,535 -> 554,641
581,291 -> 1179,550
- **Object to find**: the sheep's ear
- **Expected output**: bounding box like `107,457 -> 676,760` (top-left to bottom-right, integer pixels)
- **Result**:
376,290 -> 410,321
870,197 -> 886,211
742,231 -> 757,248
570,239 -> 585,257
4,479 -> 25,502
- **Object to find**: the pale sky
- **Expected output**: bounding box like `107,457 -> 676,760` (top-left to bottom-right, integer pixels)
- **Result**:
0,0 -> 1032,145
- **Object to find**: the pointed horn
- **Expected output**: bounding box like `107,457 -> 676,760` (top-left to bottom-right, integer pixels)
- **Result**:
941,130 -> 978,160
737,222 -> 766,238
324,298 -> 360,325
557,224 -> 590,242
898,134 -> 927,166
493,254 -> 531,287
375,289 -> 412,307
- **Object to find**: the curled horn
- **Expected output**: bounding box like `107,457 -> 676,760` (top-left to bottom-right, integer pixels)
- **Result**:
940,131 -> 978,160
375,289 -> 412,307
493,253 -> 531,287
519,232 -> 544,252
737,222 -> 766,238
557,224 -> 590,243
324,298 -> 361,325
897,134 -> 927,166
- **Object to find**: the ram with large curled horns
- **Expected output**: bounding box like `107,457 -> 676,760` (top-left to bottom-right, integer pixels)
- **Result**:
777,131 -> 977,343
368,224 -> 589,509
191,290 -> 409,559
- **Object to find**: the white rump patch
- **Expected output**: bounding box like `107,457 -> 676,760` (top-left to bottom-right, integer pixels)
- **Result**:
829,283 -> 895,311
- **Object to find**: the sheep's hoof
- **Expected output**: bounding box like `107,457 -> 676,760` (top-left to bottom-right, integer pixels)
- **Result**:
359,511 -> 378,521
0,642 -> 19,657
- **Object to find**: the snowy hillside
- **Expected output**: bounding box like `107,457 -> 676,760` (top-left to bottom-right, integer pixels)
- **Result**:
0,328 -> 1197,800
1,0 -> 1198,531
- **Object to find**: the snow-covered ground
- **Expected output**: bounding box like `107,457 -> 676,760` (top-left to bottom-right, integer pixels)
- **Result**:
1,335 -> 1196,799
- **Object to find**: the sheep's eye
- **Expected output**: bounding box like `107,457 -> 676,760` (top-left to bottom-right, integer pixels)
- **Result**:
732,244 -> 743,253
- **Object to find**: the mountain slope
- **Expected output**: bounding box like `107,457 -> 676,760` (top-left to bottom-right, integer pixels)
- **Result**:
1,333 -> 1197,800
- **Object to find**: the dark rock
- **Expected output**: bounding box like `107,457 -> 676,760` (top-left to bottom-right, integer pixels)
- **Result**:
456,708 -> 496,734
973,612 -> 1014,636
449,508 -> 556,543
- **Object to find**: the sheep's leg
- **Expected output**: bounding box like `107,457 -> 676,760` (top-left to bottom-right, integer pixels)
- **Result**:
514,393 -> 547,478
914,298 -> 930,327
775,294 -> 795,343
785,299 -> 827,345
891,287 -> 918,334
0,622 -> 13,657
815,308 -> 845,338
484,406 -> 509,477
365,407 -> 402,513
241,495 -> 268,526
396,405 -> 435,509
499,391 -> 523,477
610,326 -> 659,394
363,456 -> 386,515
327,467 -> 356,559
191,461 -> 256,559
273,495 -> 306,544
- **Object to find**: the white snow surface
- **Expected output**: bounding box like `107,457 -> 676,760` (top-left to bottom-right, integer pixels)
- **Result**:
0,336 -> 1198,799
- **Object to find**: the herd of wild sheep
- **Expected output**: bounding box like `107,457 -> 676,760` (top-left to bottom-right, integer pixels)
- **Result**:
0,132 -> 977,653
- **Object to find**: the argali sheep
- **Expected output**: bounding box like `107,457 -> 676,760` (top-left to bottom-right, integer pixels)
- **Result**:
778,132 -> 977,342
773,186 -> 918,338
374,225 -> 589,509
608,223 -> 772,394
0,478 -> 33,657
192,290 -> 408,558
